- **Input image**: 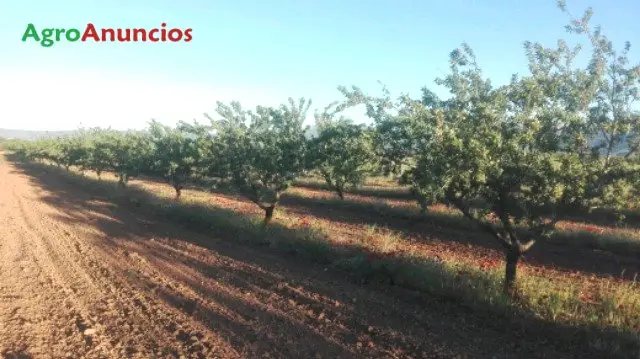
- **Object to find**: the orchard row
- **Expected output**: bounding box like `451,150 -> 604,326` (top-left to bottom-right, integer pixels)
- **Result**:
5,3 -> 639,293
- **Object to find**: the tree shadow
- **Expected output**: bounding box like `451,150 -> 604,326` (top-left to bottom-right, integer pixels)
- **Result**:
291,179 -> 640,230
121,168 -> 640,282
5,155 -> 639,358
292,180 -> 416,201
278,194 -> 640,282
1,351 -> 33,359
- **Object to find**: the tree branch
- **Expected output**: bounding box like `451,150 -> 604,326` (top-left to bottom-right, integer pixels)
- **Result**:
446,188 -> 511,250
519,238 -> 537,253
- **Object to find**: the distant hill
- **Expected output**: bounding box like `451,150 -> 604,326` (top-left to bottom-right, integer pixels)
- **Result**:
0,128 -> 73,141
589,133 -> 632,157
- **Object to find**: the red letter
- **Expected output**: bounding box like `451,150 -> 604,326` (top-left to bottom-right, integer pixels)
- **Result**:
132,28 -> 147,41
148,29 -> 160,42
101,28 -> 115,41
160,22 -> 167,41
167,29 -> 182,42
82,23 -> 100,42
183,28 -> 193,42
117,29 -> 131,42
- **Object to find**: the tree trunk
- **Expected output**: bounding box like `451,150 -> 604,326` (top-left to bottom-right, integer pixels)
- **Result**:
96,171 -> 102,180
504,248 -> 520,295
118,173 -> 127,188
417,195 -> 429,214
174,186 -> 182,200
263,205 -> 275,224
336,187 -> 344,200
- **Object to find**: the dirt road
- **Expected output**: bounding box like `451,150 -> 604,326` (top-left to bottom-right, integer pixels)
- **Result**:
0,155 -> 613,359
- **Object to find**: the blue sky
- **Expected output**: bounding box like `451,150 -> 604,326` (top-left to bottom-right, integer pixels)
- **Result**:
0,0 -> 638,131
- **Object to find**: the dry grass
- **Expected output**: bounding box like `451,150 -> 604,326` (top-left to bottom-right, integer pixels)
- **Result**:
286,186 -> 640,257
293,176 -> 414,200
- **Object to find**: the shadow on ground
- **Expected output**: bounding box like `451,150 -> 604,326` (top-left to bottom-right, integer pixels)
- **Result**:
7,155 -> 639,359
292,180 -> 416,201
1,351 -> 33,359
278,193 -> 640,282
123,170 -> 640,282
292,179 -> 640,229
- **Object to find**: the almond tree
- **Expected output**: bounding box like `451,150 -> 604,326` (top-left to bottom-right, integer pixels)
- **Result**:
85,128 -> 113,180
557,1 -> 640,216
207,98 -> 311,223
58,133 -> 90,171
404,42 -> 583,294
146,120 -> 197,199
36,138 -> 64,167
175,119 -> 215,184
408,4 -> 640,293
100,129 -> 153,187
308,107 -> 377,199
332,86 -> 436,211
332,3 -> 637,294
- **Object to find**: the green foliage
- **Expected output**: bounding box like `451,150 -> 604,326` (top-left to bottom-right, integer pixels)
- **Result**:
146,119 -> 198,198
333,3 -> 640,293
559,2 -> 640,160
335,84 -> 423,177
96,129 -> 153,186
175,119 -> 215,183
206,98 -> 311,221
83,128 -> 113,179
409,41 -> 581,236
58,132 -> 91,170
308,108 -> 378,199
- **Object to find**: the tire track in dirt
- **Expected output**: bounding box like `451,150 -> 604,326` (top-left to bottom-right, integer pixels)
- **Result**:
0,182 -> 109,358
17,193 -> 174,356
0,158 -> 240,358
39,195 -> 357,358
112,239 -> 355,358
11,190 -> 164,358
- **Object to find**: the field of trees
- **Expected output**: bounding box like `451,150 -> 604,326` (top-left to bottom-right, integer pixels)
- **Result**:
2,2 -> 640,358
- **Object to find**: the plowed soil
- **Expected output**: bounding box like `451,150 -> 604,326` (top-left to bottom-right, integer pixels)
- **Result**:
0,155 -> 619,359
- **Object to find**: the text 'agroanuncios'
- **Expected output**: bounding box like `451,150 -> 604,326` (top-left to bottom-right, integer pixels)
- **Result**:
22,23 -> 193,47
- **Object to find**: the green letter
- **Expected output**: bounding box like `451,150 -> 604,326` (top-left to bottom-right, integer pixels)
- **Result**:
55,28 -> 65,41
66,29 -> 80,42
41,28 -> 54,47
22,23 -> 40,42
